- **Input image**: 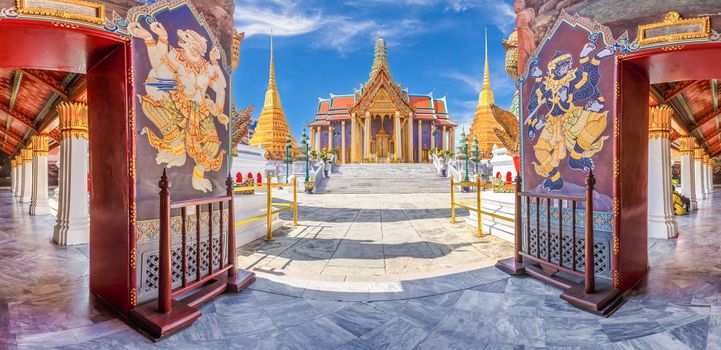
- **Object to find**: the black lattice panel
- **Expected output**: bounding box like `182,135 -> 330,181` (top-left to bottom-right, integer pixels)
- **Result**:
522,221 -> 611,278
141,236 -> 226,293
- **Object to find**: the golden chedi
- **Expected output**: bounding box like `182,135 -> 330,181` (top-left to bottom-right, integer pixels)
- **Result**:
249,34 -> 297,160
467,29 -> 504,159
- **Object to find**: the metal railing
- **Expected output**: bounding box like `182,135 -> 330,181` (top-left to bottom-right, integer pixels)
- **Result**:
233,176 -> 298,241
450,176 -> 515,237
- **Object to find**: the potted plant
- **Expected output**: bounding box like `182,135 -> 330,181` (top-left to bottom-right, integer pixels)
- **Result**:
304,176 -> 315,194
320,152 -> 330,178
438,148 -> 448,177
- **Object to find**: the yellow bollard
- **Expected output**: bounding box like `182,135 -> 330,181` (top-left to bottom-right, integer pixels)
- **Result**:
293,177 -> 298,226
476,175 -> 482,237
266,177 -> 273,241
450,177 -> 455,224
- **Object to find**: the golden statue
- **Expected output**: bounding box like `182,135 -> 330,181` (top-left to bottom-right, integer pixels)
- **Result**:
231,104 -> 255,155
129,20 -> 229,193
489,30 -> 520,154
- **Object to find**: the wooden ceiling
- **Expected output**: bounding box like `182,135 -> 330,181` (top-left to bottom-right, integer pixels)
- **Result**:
0,68 -> 86,157
651,80 -> 721,157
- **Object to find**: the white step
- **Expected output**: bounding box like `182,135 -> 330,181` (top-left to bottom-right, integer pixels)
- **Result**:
317,163 -> 449,194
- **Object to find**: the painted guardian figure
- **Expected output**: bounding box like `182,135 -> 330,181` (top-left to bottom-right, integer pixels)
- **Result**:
526,40 -> 613,191
129,20 -> 229,193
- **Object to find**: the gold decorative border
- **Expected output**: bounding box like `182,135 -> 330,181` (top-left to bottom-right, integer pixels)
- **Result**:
612,270 -> 619,288
16,0 -> 105,25
638,12 -> 709,47
130,246 -> 136,270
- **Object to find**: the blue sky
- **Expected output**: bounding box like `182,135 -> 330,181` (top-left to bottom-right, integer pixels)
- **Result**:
231,0 -> 516,140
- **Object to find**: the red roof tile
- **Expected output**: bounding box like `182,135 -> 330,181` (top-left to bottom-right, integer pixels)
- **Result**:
330,96 -> 354,110
409,95 -> 432,109
317,100 -> 330,114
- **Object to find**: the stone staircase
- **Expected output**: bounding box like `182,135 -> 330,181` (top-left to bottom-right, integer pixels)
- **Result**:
316,163 -> 449,194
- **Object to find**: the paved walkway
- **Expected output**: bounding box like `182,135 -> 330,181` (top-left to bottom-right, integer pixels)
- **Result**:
237,192 -> 513,281
1,190 -> 721,349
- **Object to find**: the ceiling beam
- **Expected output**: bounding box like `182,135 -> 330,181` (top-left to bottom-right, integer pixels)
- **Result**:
663,80 -> 705,103
19,69 -> 69,100
649,87 -> 664,106
8,71 -> 22,112
671,130 -> 681,142
0,148 -> 13,157
676,94 -> 697,124
702,127 -> 721,146
690,109 -> 721,134
35,73 -> 78,134
0,127 -> 25,145
712,79 -> 719,113
0,104 -> 35,130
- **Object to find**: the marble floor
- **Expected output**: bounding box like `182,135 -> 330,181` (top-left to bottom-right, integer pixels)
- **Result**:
1,189 -> 721,349
238,192 -> 513,281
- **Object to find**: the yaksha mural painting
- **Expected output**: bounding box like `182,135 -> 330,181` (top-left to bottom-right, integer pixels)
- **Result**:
129,12 -> 228,193
526,39 -> 613,191
521,13 -> 617,212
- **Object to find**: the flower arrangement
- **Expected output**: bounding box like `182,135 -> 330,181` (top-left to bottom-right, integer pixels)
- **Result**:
236,177 -> 256,195
492,176 -> 514,193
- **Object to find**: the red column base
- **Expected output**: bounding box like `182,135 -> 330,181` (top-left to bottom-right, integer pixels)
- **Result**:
129,299 -> 201,340
495,257 -> 526,275
497,257 -> 623,317
129,269 -> 256,340
226,269 -> 256,293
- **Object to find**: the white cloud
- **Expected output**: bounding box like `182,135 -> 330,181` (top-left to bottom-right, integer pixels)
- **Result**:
487,1 -> 515,33
445,66 -> 515,97
446,71 -> 482,93
234,0 -> 515,53
344,0 -> 515,33
449,99 -> 478,127
234,0 -> 324,37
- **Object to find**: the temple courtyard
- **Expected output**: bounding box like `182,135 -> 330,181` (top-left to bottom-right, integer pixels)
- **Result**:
0,189 -> 720,349
238,192 -> 513,281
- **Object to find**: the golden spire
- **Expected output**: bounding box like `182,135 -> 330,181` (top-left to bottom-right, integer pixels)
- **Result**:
369,36 -> 391,81
468,27 -> 502,159
479,27 -> 494,105
249,31 -> 297,160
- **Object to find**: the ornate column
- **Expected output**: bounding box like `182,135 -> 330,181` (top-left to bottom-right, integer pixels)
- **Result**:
53,102 -> 89,245
407,113 -> 414,162
29,135 -> 50,215
10,159 -> 16,196
710,157 -> 715,192
430,124 -> 436,150
694,146 -> 706,200
13,155 -> 22,197
350,113 -> 359,162
647,106 -> 677,238
394,111 -> 401,159
341,121 -> 346,163
417,119 -> 422,163
316,127 -> 322,152
442,126 -> 447,151
310,127 -> 316,153
704,154 -> 713,195
448,127 -> 456,150
679,136 -> 697,210
20,148 -> 33,203
363,112 -> 371,160
327,125 -> 333,151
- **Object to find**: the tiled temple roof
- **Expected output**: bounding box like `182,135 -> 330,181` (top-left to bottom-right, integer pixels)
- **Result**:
310,38 -> 457,127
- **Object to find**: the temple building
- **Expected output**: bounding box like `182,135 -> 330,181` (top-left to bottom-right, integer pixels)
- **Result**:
309,38 -> 457,163
249,35 -> 297,160
467,30 -> 505,159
